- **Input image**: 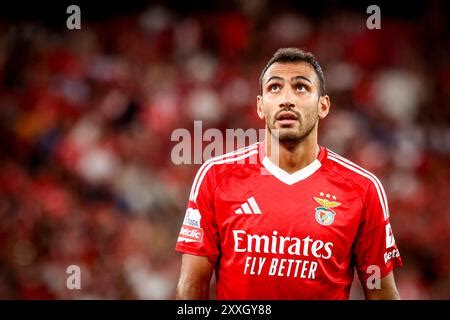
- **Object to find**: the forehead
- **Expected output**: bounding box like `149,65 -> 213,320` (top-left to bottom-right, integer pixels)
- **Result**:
263,61 -> 317,83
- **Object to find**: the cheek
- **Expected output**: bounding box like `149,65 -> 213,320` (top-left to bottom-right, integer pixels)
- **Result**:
303,105 -> 318,118
301,94 -> 318,105
261,97 -> 278,114
264,106 -> 276,122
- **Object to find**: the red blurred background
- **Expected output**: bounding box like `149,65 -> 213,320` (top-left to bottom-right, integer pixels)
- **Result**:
0,1 -> 449,299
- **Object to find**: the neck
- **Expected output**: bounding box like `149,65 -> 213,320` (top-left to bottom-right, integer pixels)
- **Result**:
264,128 -> 319,174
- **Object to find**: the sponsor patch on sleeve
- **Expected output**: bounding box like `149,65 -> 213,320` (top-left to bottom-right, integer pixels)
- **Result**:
178,225 -> 204,242
177,208 -> 204,243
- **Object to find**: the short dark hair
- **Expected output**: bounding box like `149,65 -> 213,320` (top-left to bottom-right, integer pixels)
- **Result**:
259,48 -> 326,96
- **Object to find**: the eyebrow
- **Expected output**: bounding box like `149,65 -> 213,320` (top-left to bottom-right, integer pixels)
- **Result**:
265,75 -> 313,85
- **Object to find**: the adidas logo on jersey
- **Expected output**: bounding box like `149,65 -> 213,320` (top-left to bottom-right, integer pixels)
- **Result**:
235,197 -> 262,214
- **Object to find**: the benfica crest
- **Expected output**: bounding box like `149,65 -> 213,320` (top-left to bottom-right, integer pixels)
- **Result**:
313,196 -> 341,226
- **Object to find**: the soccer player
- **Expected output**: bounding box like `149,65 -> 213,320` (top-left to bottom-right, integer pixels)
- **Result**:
175,48 -> 403,299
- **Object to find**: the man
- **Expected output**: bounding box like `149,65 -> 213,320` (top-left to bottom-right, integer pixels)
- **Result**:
175,48 -> 403,299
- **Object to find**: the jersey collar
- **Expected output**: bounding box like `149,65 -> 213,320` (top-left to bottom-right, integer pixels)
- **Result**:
258,141 -> 325,185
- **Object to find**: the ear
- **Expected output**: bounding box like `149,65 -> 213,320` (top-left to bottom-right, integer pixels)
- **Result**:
256,95 -> 265,120
318,95 -> 331,120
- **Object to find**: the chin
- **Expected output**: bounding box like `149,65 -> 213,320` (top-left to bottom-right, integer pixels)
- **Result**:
277,131 -> 303,143
279,135 -> 302,143
278,126 -> 315,143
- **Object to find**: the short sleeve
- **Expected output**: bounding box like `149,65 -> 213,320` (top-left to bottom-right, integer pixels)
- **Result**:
353,180 -> 403,282
175,164 -> 220,263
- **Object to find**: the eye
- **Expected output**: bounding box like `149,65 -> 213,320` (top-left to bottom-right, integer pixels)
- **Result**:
269,84 -> 281,92
295,84 -> 307,92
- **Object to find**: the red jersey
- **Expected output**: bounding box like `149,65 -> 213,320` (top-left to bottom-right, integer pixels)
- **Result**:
176,142 -> 403,299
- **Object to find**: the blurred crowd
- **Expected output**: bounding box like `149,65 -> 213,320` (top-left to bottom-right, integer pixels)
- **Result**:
0,2 -> 449,299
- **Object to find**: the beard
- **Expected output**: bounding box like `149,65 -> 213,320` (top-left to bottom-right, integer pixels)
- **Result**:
266,108 -> 318,147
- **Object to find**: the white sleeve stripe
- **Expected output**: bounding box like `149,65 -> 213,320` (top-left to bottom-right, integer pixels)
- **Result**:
327,155 -> 389,220
327,150 -> 390,217
192,150 -> 258,202
188,143 -> 258,201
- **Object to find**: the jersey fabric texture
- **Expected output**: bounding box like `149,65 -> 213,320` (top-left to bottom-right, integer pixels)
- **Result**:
176,142 -> 403,299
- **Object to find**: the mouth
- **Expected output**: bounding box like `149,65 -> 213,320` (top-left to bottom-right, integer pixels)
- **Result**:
275,111 -> 298,126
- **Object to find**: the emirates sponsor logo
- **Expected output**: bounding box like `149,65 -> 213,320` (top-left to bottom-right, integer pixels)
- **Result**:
232,229 -> 334,259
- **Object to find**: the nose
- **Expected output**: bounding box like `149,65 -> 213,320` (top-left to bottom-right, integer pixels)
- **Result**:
279,88 -> 295,109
